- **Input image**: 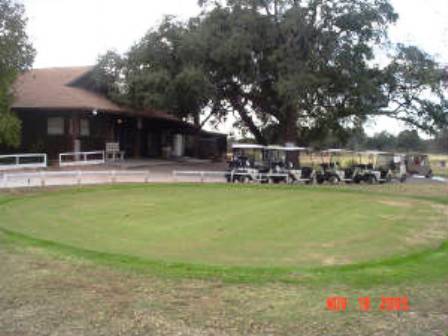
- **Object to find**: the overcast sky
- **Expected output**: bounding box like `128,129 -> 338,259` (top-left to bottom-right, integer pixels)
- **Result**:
22,0 -> 448,137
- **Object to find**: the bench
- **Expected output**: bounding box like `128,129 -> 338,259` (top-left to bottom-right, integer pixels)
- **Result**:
105,142 -> 125,162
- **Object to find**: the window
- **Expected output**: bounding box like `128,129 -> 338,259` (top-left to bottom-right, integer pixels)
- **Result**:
47,117 -> 64,135
80,119 -> 90,137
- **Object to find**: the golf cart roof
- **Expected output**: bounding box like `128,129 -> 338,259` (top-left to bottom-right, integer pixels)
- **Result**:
363,150 -> 391,156
321,149 -> 353,154
232,144 -> 265,150
283,146 -> 309,152
406,153 -> 429,157
266,145 -> 285,151
265,145 -> 310,152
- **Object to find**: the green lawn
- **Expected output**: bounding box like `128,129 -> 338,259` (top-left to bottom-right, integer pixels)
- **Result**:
0,184 -> 446,273
1,184 -> 448,335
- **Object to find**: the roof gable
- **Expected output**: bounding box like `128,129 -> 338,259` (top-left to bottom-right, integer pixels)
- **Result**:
11,66 -> 179,122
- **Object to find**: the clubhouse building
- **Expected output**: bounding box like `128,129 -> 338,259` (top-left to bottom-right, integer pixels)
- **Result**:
8,66 -> 226,161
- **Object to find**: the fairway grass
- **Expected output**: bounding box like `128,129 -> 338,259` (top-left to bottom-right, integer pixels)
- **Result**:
0,184 -> 447,278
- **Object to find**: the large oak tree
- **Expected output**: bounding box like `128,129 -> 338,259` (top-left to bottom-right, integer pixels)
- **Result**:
96,0 -> 448,145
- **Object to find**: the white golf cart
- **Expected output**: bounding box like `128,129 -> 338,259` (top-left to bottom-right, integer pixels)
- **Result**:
226,144 -> 267,183
316,149 -> 364,184
362,151 -> 399,184
283,147 -> 316,183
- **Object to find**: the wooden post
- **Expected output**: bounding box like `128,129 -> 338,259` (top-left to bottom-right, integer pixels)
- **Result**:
134,117 -> 143,158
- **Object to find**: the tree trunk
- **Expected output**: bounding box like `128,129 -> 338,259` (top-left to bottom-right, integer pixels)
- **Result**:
282,110 -> 297,145
230,96 -> 267,145
193,115 -> 201,158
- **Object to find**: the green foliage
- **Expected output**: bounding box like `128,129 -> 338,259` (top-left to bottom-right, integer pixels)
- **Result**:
364,131 -> 397,151
381,45 -> 448,133
0,111 -> 21,147
95,0 -> 447,144
95,17 -> 217,127
396,129 -> 425,152
0,0 -> 35,147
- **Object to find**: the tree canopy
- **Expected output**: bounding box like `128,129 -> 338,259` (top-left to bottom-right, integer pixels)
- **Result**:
0,0 -> 35,147
95,0 -> 448,145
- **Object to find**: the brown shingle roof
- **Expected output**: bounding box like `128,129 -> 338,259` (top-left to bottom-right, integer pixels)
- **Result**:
12,66 -> 179,121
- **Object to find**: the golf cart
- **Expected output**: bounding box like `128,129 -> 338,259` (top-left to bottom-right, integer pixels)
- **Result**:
316,149 -> 363,184
380,152 -> 408,183
264,146 -> 316,184
405,153 -> 433,178
265,146 -> 289,183
362,151 -> 396,184
283,147 -> 316,183
226,144 -> 267,183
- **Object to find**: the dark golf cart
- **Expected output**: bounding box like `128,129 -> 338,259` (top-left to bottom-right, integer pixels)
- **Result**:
405,153 -> 433,178
226,144 -> 267,183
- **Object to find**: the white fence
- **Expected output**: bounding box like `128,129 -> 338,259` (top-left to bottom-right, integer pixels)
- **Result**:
1,170 -> 151,189
0,153 -> 47,171
59,151 -> 105,167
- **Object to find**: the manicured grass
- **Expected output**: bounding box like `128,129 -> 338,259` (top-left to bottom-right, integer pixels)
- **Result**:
0,184 -> 446,285
2,184 -> 447,335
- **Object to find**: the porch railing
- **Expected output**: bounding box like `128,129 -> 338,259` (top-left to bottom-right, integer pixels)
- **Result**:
59,151 -> 105,167
0,153 -> 47,171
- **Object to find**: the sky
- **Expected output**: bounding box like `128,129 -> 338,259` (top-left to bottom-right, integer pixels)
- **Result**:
22,0 -> 448,137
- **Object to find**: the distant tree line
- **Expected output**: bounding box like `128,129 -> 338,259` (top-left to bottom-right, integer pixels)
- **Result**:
323,128 -> 448,153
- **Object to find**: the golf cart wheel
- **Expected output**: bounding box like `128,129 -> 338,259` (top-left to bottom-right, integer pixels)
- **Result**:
426,170 -> 433,179
400,175 -> 407,183
367,175 -> 377,184
329,176 -> 340,185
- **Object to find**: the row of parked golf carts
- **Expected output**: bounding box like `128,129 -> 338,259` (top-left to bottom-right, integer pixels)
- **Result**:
226,144 -> 433,184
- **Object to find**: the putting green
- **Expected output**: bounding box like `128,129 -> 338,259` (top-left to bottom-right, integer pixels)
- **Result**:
0,185 -> 446,267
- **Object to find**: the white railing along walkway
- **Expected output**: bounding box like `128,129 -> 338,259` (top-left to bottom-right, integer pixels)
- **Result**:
59,151 -> 105,167
0,153 -> 47,171
0,170 -> 151,189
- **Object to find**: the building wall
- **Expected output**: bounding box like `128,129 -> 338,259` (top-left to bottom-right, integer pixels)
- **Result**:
2,109 -> 227,162
15,110 -> 114,162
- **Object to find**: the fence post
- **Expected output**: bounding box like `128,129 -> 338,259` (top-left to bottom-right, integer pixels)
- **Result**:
77,170 -> 82,186
15,156 -> 20,167
200,171 -> 205,183
173,171 -> 177,183
111,170 -> 116,184
40,171 -> 46,187
2,174 -> 7,188
145,170 -> 150,183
